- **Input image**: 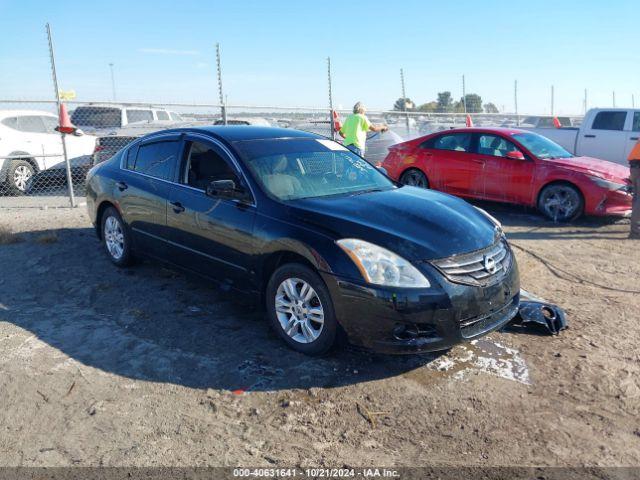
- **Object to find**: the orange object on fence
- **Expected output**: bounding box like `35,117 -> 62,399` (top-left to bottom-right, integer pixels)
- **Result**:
55,103 -> 76,134
465,114 -> 473,127
553,116 -> 562,128
332,110 -> 342,132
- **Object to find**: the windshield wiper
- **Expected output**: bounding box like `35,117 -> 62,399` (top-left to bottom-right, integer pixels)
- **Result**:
350,188 -> 386,196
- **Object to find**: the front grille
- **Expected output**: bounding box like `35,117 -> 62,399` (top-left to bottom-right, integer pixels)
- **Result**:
460,295 -> 519,339
431,239 -> 512,287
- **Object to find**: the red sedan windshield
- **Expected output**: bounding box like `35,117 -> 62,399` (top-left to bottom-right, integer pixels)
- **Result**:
512,132 -> 573,159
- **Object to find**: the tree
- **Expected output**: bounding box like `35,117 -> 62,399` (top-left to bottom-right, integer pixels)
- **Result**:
457,93 -> 483,113
418,101 -> 438,112
484,102 -> 499,113
393,97 -> 415,111
436,91 -> 453,112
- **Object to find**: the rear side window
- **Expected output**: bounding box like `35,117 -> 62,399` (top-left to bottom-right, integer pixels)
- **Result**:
1,117 -> 18,130
71,107 -> 121,128
592,111 -> 626,131
126,109 -> 154,124
427,133 -> 472,152
131,140 -> 178,180
41,116 -> 58,133
155,111 -> 170,121
632,112 -> 640,132
16,116 -> 47,133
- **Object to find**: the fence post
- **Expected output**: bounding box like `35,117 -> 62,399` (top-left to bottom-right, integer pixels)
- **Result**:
400,68 -> 410,136
46,22 -> 76,208
216,43 -> 227,125
327,57 -> 335,140
514,79 -> 519,126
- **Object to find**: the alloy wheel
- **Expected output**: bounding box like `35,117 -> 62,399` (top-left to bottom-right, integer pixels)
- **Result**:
541,186 -> 580,221
275,278 -> 324,344
13,165 -> 33,192
401,169 -> 428,188
104,215 -> 125,260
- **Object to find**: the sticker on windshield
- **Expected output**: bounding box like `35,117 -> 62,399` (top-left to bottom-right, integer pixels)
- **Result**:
316,139 -> 348,151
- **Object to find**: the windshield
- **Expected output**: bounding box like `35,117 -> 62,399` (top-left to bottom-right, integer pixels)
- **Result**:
70,107 -> 121,128
512,132 -> 573,159
237,138 -> 394,201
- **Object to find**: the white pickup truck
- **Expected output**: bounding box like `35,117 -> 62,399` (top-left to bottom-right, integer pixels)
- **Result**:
523,108 -> 640,166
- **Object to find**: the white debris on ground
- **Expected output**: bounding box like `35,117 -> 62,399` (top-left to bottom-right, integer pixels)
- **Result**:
427,337 -> 531,385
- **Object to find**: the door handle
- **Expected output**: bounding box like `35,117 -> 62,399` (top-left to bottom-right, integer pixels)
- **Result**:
584,134 -> 596,138
116,181 -> 128,191
630,137 -> 639,141
170,201 -> 185,213
472,159 -> 485,164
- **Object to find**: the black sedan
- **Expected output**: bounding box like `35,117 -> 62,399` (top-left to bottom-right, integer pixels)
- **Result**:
86,126 -> 520,355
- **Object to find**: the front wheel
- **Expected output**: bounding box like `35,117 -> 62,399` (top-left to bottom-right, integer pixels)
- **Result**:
7,160 -> 35,195
266,263 -> 337,355
400,168 -> 429,189
537,183 -> 583,222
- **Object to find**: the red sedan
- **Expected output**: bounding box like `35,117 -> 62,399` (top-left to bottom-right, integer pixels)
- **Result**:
382,127 -> 633,221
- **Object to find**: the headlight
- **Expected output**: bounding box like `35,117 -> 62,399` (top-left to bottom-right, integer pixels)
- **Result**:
589,176 -> 630,193
474,206 -> 502,230
336,239 -> 431,288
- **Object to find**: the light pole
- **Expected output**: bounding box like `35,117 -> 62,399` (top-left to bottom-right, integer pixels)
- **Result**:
109,63 -> 116,101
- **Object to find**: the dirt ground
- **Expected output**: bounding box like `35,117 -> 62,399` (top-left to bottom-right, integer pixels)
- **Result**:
0,202 -> 639,468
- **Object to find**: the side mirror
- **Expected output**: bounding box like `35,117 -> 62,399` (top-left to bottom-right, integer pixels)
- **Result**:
506,150 -> 525,161
206,179 -> 245,200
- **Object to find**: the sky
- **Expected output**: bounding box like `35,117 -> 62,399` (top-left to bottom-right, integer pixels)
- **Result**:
1,0 -> 639,114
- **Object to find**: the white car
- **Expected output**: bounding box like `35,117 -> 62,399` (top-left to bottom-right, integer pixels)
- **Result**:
0,110 -> 96,195
70,104 -> 184,135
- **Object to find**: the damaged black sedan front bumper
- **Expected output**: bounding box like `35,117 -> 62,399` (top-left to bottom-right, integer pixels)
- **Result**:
321,245 -> 520,354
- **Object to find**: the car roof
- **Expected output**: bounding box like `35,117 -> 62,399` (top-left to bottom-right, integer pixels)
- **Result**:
434,126 -> 530,136
74,104 -> 164,110
0,109 -> 56,118
155,125 -> 324,142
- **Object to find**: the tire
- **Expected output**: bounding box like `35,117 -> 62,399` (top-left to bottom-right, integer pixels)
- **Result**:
6,159 -> 35,195
400,168 -> 429,189
266,263 -> 337,355
537,183 -> 584,222
101,206 -> 134,267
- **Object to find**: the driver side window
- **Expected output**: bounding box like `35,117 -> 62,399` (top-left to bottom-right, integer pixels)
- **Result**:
477,134 -> 521,158
182,140 -> 240,190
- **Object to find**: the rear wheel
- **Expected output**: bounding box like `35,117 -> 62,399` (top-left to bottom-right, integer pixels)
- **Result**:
7,160 -> 35,195
266,263 -> 337,355
400,168 -> 429,189
101,206 -> 133,266
537,183 -> 583,222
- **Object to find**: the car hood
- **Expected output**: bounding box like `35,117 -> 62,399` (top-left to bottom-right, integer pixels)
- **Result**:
289,186 -> 498,261
543,156 -> 630,181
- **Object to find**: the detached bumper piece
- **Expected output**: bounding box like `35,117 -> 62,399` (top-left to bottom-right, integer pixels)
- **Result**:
508,289 -> 568,335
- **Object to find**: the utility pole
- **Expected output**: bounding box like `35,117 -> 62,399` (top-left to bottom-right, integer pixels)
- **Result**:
550,85 -> 554,116
46,22 -> 75,208
400,68 -> 410,135
462,74 -> 467,114
612,91 -> 616,108
327,57 -> 335,140
514,79 -> 519,125
108,63 -> 116,101
633,94 -> 635,109
584,88 -> 587,114
215,43 -> 226,125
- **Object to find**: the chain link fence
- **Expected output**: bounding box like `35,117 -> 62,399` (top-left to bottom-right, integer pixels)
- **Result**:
0,99 -> 586,208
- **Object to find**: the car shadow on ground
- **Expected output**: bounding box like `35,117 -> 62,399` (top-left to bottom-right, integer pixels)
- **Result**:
1,226 -> 445,393
470,199 -> 629,241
